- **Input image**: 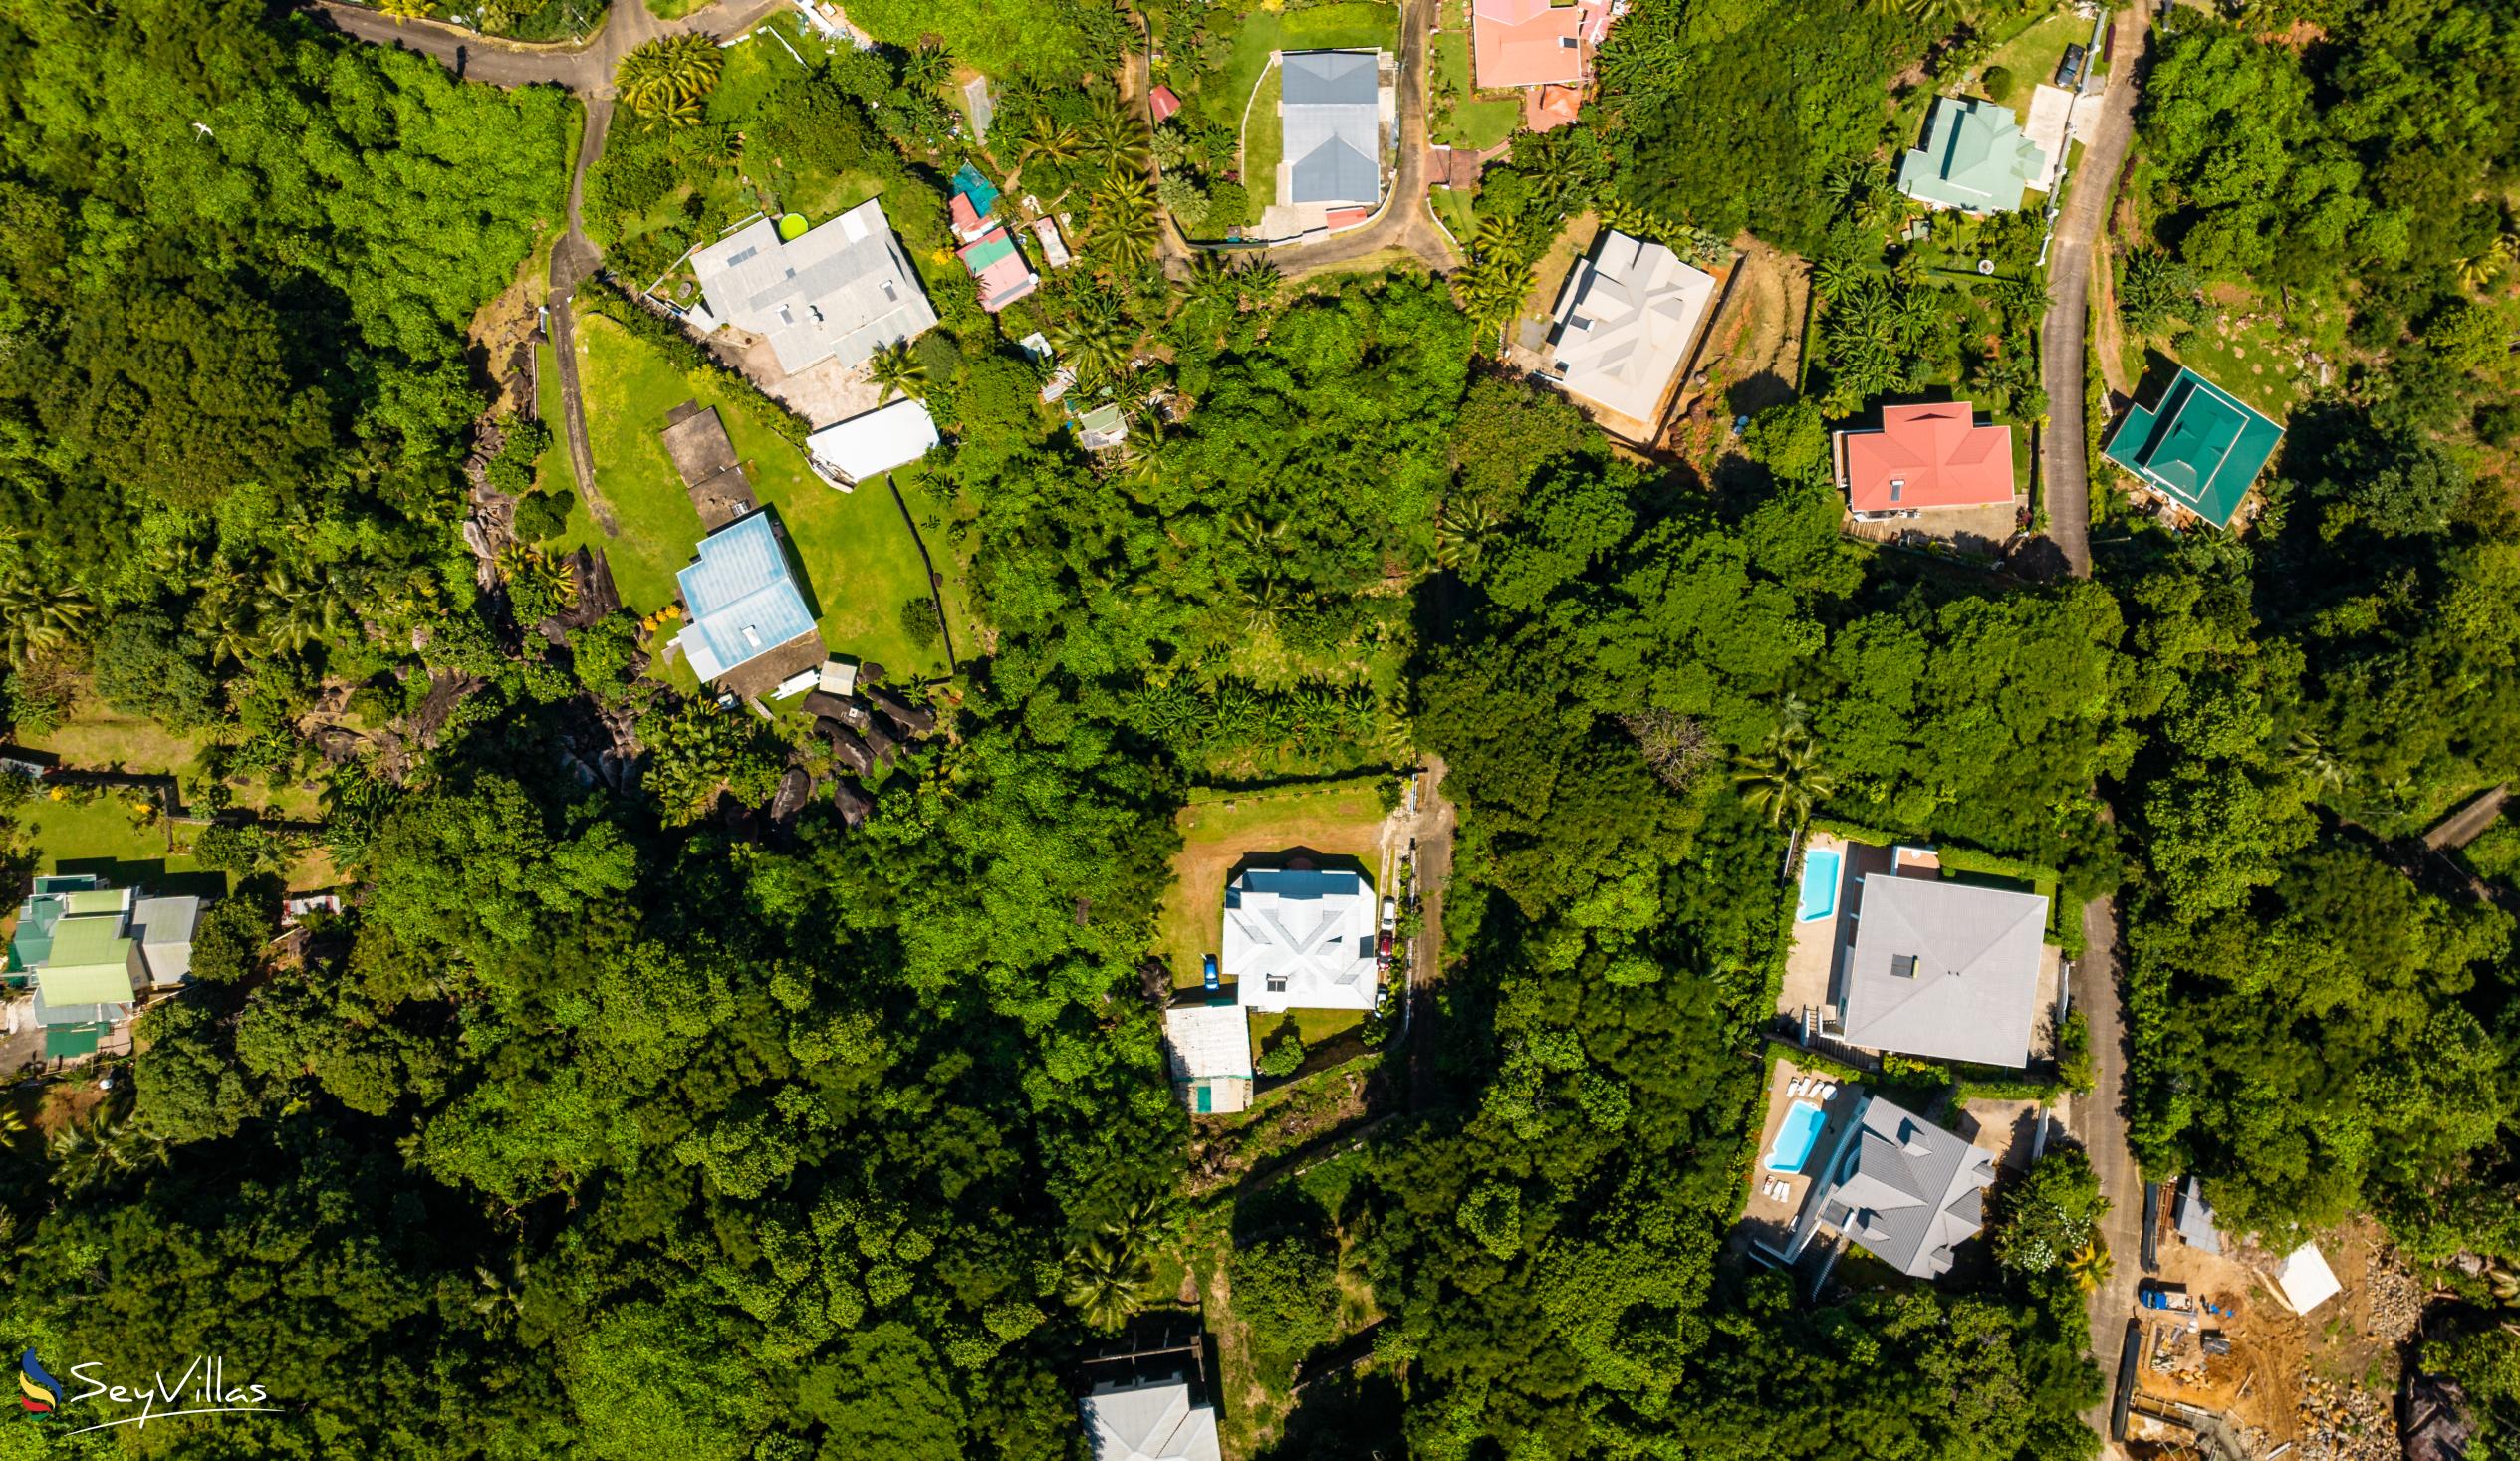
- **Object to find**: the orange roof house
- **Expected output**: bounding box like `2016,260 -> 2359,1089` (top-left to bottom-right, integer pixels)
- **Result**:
1149,84 -> 1182,123
1834,402 -> 2017,514
1525,83 -> 1583,132
1472,0 -> 1585,89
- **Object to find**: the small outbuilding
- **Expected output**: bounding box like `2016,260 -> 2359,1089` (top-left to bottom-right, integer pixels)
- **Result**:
1162,1003 -> 1255,1115
2272,1241 -> 2342,1316
806,399 -> 939,486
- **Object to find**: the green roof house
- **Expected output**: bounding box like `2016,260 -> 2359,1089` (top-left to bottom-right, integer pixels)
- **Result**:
7,876 -> 113,975
37,915 -> 138,1006
1896,97 -> 2047,215
2102,366 -> 2283,529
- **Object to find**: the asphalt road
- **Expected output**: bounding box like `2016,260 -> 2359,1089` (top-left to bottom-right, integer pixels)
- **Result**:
2070,895 -> 2142,1442
2037,16 -> 2148,579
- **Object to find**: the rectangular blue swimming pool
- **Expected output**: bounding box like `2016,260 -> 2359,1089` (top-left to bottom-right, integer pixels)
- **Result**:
1797,848 -> 1842,922
1765,1099 -> 1826,1173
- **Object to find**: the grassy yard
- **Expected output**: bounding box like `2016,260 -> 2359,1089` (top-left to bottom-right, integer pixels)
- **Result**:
1430,2 -> 1522,151
1977,8 -> 2093,117
1245,64 -> 1284,210
2168,311 -> 2320,420
1253,1007 -> 1368,1053
556,315 -> 955,679
1428,185 -> 1475,242
1198,1 -> 1401,134
1444,95 -> 1522,151
1154,779 -> 1393,991
533,342 -> 579,499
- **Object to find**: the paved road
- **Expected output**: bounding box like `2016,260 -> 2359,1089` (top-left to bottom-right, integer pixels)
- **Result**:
2069,894 -> 2142,1445
2037,15 -> 2148,579
1251,0 -> 1458,279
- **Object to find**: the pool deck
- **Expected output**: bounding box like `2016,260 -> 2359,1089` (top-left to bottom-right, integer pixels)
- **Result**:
1735,1055 -> 1867,1260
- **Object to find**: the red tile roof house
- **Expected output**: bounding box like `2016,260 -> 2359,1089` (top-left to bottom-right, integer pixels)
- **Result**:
1472,0 -> 1586,90
1148,84 -> 1182,124
1834,401 -> 2017,518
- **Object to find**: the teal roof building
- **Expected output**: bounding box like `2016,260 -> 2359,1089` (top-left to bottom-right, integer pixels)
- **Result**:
1896,97 -> 2047,215
2103,366 -> 2284,529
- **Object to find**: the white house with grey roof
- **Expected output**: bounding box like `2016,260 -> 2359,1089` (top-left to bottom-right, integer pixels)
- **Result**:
1785,1092 -> 1994,1281
1279,51 -> 1385,208
689,198 -> 937,376
1543,230 -> 1718,429
1838,874 -> 2048,1069
1082,1373 -> 1221,1461
1225,866 -> 1379,1013
127,894 -> 200,988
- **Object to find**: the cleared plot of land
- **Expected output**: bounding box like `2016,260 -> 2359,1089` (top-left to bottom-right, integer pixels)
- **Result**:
1153,780 -> 1392,992
555,315 -> 956,679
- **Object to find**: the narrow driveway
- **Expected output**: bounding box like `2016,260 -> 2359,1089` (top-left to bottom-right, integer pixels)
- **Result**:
2069,895 -> 2142,1439
1245,0 -> 1457,278
1403,755 -> 1458,1110
2037,16 -> 2148,578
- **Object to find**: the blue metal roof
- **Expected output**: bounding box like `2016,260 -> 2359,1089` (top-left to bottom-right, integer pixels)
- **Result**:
672,512 -> 818,681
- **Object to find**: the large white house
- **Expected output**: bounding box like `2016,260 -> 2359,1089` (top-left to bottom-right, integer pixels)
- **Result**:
1543,229 -> 1717,428
1224,866 -> 1379,1013
688,198 -> 937,375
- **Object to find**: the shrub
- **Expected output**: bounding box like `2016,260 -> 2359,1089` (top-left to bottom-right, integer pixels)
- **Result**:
1227,1234 -> 1340,1373
2054,1009 -> 2095,1094
2474,401 -> 2520,447
1992,1147 -> 2106,1275
1980,65 -> 2014,103
1206,181 -> 1252,231
897,597 -> 943,650
1256,1031 -> 1307,1078
513,488 -> 576,542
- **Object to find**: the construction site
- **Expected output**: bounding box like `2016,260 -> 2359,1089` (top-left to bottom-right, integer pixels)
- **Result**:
2116,1181 -> 2426,1461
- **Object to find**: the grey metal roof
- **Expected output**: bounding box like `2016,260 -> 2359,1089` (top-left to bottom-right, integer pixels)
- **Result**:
1839,873 -> 2047,1068
670,511 -> 820,681
2175,1175 -> 2223,1254
1818,1094 -> 1994,1279
1281,49 -> 1378,104
1280,52 -> 1383,206
689,199 -> 939,375
128,894 -> 199,984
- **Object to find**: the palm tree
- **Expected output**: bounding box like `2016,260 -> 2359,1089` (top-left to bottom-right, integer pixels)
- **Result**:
377,0 -> 436,21
1184,251 -> 1241,313
2285,727 -> 2347,794
1082,94 -> 1152,177
869,342 -> 928,403
2456,245 -> 2509,293
1015,114 -> 1082,177
615,33 -> 724,128
1091,174 -> 1160,269
1734,729 -> 1835,876
1235,256 -> 1284,312
1432,500 -> 1497,571
0,567 -> 92,665
898,42 -> 953,98
2065,1238 -> 2113,1294
1062,1237 -> 1153,1333
1238,574 -> 1297,634
1049,301 -> 1135,384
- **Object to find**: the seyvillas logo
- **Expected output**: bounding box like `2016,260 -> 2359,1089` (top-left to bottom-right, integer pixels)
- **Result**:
18,1352 -> 60,1414
15,1353 -> 281,1435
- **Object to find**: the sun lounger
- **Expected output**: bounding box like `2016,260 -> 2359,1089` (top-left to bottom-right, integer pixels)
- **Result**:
1818,1082 -> 1836,1099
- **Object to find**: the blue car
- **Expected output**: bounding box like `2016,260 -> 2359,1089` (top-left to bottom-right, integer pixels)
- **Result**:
1201,954 -> 1219,991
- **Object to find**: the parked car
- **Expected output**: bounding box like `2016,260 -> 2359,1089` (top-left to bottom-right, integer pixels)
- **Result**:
1381,897 -> 1397,931
1201,954 -> 1219,992
1377,931 -> 1393,959
2137,1280 -> 2193,1312
2055,43 -> 2089,88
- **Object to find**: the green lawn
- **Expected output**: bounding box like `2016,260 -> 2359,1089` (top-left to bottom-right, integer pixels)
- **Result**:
1245,64 -> 1284,209
1443,96 -> 1522,150
534,342 -> 580,499
1429,186 -> 1475,242
1254,1008 -> 1369,1053
17,795 -> 229,899
1155,779 -> 1392,990
1978,9 -> 2092,118
557,316 -> 954,679
1198,1 -> 1400,135
2169,312 -> 2314,420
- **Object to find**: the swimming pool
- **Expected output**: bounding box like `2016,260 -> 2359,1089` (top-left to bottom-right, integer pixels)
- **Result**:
1796,848 -> 1842,922
1765,1099 -> 1827,1173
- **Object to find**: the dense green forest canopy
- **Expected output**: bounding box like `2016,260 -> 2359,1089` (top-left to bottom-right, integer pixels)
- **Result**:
0,0 -> 2516,1455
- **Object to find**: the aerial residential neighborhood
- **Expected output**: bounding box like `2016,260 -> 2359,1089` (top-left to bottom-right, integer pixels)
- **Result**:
0,0 -> 2510,1454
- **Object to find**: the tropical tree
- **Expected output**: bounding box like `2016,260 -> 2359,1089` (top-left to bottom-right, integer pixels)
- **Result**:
897,42 -> 953,97
1081,94 -> 1151,177
869,342 -> 928,403
1015,114 -> 1082,177
1234,256 -> 1284,311
615,33 -> 724,129
1432,500 -> 1499,571
0,567 -> 92,665
1062,1237 -> 1152,1332
1735,729 -> 1835,874
2066,1239 -> 2114,1294
1048,297 -> 1135,384
1089,174 -> 1161,270
376,0 -> 436,20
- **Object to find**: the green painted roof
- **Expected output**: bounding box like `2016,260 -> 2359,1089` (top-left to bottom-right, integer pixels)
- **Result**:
43,1023 -> 105,1060
959,233 -> 1018,272
63,888 -> 124,916
2102,366 -> 2283,529
37,916 -> 133,1005
9,895 -> 65,972
1896,97 -> 2045,214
